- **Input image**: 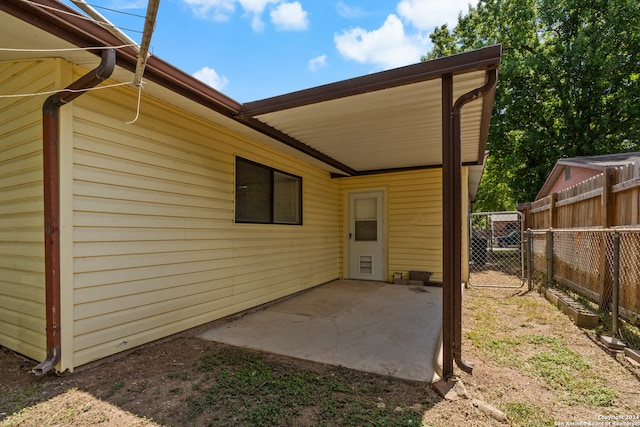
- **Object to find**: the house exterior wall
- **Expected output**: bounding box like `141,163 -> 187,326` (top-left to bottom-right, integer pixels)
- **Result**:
61,64 -> 340,369
0,59 -> 70,361
547,166 -> 600,195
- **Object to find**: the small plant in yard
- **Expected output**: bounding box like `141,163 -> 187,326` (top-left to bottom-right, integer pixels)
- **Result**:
111,381 -> 125,392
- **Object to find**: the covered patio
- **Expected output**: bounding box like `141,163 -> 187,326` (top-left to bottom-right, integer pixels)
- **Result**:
198,280 -> 442,382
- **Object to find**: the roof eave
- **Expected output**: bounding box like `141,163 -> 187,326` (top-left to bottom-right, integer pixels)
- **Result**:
240,45 -> 502,117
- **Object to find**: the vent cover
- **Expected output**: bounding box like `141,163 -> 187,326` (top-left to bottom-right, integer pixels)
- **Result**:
359,256 -> 373,275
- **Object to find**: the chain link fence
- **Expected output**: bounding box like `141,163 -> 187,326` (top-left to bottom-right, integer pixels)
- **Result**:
469,212 -> 525,287
528,228 -> 640,349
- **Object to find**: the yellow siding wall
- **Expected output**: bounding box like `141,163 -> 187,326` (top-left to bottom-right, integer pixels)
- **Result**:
0,59 -> 64,361
339,169 -> 443,282
68,66 -> 340,368
338,168 -> 473,283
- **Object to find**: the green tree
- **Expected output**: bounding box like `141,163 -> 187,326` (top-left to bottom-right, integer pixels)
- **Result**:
426,0 -> 640,209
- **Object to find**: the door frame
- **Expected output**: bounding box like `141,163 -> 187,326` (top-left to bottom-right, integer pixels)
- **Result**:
343,188 -> 388,281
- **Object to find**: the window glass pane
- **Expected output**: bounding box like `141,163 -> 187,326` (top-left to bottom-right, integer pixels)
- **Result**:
274,171 -> 301,224
355,198 -> 377,220
236,159 -> 271,222
355,220 -> 377,241
235,158 -> 302,225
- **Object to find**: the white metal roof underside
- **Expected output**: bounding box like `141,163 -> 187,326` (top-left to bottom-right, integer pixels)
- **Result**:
248,71 -> 488,172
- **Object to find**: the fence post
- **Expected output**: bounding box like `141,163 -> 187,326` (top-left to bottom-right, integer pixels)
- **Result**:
527,229 -> 533,290
546,229 -> 554,285
550,193 -> 558,229
612,232 -> 620,337
599,232 -> 615,312
602,168 -> 615,228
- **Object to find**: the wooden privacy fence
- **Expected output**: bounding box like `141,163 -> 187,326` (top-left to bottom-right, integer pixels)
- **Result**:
521,163 -> 640,346
521,163 -> 640,229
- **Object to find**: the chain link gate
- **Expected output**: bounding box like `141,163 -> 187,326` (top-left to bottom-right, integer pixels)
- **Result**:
469,211 -> 525,288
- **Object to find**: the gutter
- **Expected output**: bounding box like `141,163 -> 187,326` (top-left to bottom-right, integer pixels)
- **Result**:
35,49 -> 116,376
442,68 -> 498,377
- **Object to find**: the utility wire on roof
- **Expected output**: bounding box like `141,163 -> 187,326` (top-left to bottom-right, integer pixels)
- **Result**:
14,0 -> 160,123
85,2 -> 146,19
67,0 -> 161,89
20,0 -> 142,34
70,0 -> 141,51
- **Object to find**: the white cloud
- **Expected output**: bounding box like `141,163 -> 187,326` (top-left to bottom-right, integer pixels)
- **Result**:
397,0 -> 471,31
336,2 -> 367,19
181,0 -> 309,31
182,0 -> 236,21
334,14 -> 426,70
193,66 -> 230,90
238,0 -> 278,31
270,2 -> 309,31
238,0 -> 278,13
308,54 -> 327,71
249,14 -> 266,31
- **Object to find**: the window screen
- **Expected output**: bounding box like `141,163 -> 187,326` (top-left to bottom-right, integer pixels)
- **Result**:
235,157 -> 302,225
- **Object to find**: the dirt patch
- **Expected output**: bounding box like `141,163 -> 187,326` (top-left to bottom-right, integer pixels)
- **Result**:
2,286 -> 639,426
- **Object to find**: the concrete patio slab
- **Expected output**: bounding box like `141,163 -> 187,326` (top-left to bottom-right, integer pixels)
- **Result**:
198,280 -> 443,382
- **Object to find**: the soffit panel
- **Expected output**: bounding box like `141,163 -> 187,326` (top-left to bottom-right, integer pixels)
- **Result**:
254,70 -> 489,172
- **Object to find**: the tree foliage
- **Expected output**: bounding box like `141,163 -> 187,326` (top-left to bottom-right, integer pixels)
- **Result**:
426,0 -> 640,210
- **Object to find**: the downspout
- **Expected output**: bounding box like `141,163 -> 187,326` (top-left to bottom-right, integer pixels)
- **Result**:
449,68 -> 498,375
35,49 -> 116,376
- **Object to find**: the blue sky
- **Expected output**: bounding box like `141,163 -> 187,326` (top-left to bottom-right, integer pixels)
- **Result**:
63,0 -> 476,102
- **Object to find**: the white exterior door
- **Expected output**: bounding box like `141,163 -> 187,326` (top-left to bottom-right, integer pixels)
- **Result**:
348,191 -> 384,281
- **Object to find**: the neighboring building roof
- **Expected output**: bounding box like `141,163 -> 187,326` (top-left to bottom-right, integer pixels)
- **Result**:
1,0 -> 500,185
536,151 -> 640,199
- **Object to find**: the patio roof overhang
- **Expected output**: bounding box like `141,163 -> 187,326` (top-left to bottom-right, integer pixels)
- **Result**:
236,48 -> 500,177
1,0 -> 501,380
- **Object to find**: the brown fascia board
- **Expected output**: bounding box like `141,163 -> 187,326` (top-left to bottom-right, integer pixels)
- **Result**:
239,45 -> 502,117
1,0 -> 241,116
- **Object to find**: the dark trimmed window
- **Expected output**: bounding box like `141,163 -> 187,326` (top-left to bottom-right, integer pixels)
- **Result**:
235,157 -> 302,225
